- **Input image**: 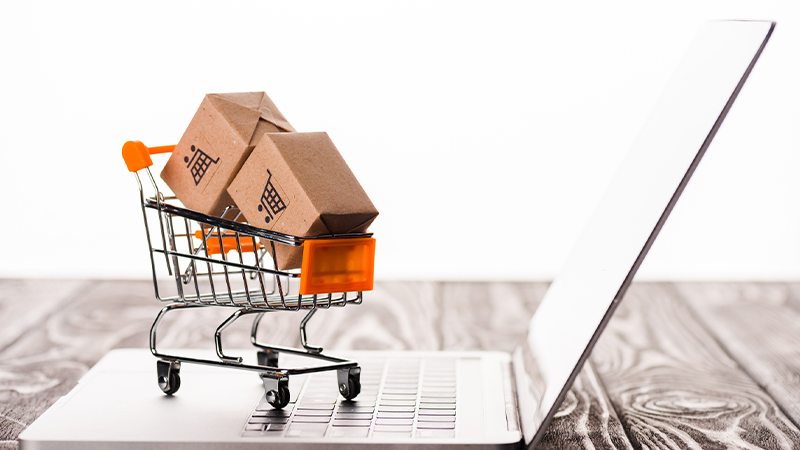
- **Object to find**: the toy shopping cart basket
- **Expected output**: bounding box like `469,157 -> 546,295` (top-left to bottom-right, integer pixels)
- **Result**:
122,140 -> 376,409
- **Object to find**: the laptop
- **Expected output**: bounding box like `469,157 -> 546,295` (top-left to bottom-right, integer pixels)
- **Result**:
19,20 -> 774,449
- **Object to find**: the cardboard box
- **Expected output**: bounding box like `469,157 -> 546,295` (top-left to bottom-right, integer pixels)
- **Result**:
227,132 -> 378,269
160,92 -> 295,217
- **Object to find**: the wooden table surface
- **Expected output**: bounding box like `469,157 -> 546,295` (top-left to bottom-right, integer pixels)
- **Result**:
2,279 -> 800,449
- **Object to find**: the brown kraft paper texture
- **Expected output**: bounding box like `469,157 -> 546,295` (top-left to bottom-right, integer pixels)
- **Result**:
227,131 -> 378,269
160,92 -> 295,218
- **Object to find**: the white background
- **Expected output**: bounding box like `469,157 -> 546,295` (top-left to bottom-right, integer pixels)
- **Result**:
1,1 -> 798,281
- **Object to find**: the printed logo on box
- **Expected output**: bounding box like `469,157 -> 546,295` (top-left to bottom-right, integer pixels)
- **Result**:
184,145 -> 220,186
257,169 -> 289,224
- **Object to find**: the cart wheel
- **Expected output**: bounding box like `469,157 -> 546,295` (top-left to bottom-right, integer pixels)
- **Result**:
266,385 -> 290,409
340,373 -> 361,401
257,350 -> 279,368
159,371 -> 181,395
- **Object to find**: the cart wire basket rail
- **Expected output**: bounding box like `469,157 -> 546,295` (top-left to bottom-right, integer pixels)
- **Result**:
122,140 -> 376,409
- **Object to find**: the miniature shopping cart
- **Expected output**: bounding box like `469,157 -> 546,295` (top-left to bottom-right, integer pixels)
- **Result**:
122,140 -> 376,409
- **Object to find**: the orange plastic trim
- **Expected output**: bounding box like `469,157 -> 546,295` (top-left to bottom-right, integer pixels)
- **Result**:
193,230 -> 255,255
149,145 -> 176,154
122,141 -> 152,172
122,141 -> 175,172
299,237 -> 376,296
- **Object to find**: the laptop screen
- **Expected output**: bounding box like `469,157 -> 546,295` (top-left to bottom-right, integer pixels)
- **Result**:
514,20 -> 774,448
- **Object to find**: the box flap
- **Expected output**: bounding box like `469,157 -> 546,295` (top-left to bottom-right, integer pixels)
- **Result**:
208,92 -> 296,144
256,92 -> 295,133
320,213 -> 377,234
265,132 -> 379,234
207,94 -> 262,143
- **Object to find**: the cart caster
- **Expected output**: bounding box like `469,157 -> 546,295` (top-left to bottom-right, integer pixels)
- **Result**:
257,350 -> 279,368
266,385 -> 290,409
261,374 -> 290,409
338,367 -> 361,400
157,360 -> 181,395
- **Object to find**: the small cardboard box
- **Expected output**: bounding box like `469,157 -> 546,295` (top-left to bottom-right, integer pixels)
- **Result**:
160,92 -> 295,217
227,131 -> 378,269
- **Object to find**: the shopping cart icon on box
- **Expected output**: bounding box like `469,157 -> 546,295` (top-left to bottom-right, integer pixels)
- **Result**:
257,169 -> 286,224
122,140 -> 376,409
184,145 -> 219,186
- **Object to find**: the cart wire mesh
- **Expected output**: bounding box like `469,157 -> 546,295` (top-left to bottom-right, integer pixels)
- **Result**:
135,167 -> 367,312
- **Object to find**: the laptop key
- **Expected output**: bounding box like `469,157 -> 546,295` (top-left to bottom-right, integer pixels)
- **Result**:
338,400 -> 375,407
252,409 -> 293,417
419,409 -> 456,416
422,389 -> 455,395
332,419 -> 372,427
244,424 -> 264,432
383,384 -> 418,390
291,416 -> 331,423
255,402 -> 295,413
419,398 -> 456,404
418,404 -> 456,410
382,389 -> 417,395
296,404 -> 335,411
293,410 -> 333,417
417,421 -> 456,429
381,393 -> 417,400
297,392 -> 333,399
348,400 -> 377,407
421,393 -> 454,399
338,406 -> 374,413
298,397 -> 338,404
265,423 -> 286,432
417,415 -> 456,422
377,411 -> 415,419
335,412 -> 374,420
375,418 -> 414,426
286,423 -> 328,438
248,416 -> 290,424
379,400 -> 417,407
329,427 -> 370,438
377,406 -> 416,413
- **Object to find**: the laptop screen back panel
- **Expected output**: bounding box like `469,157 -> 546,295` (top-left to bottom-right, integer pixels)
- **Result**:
514,20 -> 775,448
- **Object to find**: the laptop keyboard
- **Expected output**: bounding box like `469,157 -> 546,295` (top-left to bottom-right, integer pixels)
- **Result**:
242,357 -> 457,439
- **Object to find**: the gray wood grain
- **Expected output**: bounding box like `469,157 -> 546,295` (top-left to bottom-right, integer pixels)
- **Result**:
438,282 -> 547,353
676,282 -> 800,430
436,282 -> 633,448
592,283 -> 800,449
9,280 -> 800,449
0,279 -> 89,449
0,280 -> 87,351
0,279 -> 638,449
539,362 -> 634,450
0,281 -> 158,445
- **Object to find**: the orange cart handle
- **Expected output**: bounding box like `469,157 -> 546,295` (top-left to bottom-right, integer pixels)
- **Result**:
193,230 -> 256,255
122,141 -> 176,172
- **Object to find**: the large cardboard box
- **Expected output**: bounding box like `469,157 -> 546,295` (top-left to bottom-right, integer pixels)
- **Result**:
227,132 -> 378,269
161,92 -> 295,217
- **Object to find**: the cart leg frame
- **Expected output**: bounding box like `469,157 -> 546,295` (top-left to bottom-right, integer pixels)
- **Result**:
149,302 -> 362,407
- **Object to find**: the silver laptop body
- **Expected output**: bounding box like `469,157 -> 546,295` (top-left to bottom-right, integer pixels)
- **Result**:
19,20 -> 774,450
